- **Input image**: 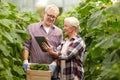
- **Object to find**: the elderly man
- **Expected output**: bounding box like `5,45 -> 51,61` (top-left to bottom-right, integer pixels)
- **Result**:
22,4 -> 63,80
43,17 -> 86,80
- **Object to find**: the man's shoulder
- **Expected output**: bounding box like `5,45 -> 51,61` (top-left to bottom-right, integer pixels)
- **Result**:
28,22 -> 40,27
27,22 -> 41,30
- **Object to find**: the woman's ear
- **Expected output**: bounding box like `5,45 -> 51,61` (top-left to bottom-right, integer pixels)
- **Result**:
72,26 -> 77,31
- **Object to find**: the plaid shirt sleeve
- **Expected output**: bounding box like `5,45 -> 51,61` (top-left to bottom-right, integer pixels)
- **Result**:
58,37 -> 85,60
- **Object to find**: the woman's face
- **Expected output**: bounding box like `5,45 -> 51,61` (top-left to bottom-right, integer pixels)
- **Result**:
63,21 -> 74,36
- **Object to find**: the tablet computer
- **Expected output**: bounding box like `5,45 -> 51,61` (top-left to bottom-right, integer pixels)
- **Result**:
35,36 -> 49,52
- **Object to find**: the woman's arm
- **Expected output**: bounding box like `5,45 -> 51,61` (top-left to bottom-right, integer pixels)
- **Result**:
42,42 -> 58,57
59,40 -> 85,60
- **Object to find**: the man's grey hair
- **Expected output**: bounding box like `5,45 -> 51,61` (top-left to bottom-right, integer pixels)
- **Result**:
45,4 -> 59,15
64,17 -> 80,32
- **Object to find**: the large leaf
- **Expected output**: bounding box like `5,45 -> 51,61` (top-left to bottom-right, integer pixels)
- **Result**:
0,59 -> 4,69
0,31 -> 14,43
13,65 -> 25,75
0,68 -> 13,80
0,1 -> 39,80
87,10 -> 104,29
95,35 -> 115,49
0,42 -> 10,56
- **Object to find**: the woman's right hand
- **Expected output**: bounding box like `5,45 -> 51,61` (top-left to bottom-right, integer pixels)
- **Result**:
42,42 -> 53,54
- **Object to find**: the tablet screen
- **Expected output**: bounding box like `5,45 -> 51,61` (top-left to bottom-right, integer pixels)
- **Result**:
35,36 -> 49,52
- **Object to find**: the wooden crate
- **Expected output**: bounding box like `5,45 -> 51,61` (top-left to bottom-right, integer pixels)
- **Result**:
26,63 -> 52,80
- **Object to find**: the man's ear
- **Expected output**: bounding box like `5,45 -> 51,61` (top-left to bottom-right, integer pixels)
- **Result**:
41,11 -> 45,18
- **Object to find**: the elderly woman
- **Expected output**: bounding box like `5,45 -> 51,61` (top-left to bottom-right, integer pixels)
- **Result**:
43,17 -> 86,80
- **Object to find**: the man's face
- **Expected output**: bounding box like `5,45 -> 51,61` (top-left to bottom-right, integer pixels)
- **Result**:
44,8 -> 58,27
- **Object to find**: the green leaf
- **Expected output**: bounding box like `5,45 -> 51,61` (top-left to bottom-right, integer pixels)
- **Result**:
0,68 -> 13,80
87,10 -> 103,29
13,65 -> 25,75
0,19 -> 17,32
14,29 -> 29,42
3,58 -> 9,67
7,2 -> 16,10
106,3 -> 120,15
91,47 -> 102,59
0,42 -> 10,56
94,35 -> 115,49
0,59 -> 4,69
13,76 -> 25,80
0,31 -> 13,43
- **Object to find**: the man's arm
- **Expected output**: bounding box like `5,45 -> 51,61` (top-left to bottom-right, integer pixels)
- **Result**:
23,49 -> 29,60
22,49 -> 29,71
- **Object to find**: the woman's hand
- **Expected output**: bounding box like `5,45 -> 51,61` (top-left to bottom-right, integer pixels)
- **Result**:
42,42 -> 53,54
42,42 -> 58,57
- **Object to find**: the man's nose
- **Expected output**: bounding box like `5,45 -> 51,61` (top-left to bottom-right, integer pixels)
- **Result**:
49,17 -> 54,20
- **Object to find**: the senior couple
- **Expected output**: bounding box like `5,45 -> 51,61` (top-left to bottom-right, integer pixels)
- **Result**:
22,4 -> 85,80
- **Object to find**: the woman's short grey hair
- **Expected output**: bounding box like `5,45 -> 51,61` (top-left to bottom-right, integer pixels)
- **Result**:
64,17 -> 80,32
45,4 -> 59,15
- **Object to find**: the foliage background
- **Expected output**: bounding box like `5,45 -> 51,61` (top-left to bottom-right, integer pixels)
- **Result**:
56,0 -> 120,80
0,0 -> 120,80
0,0 -> 40,80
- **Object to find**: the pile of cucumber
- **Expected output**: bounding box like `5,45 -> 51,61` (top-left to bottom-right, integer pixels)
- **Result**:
30,64 -> 49,71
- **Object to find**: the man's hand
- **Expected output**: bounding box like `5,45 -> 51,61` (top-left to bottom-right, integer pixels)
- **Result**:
49,61 -> 57,72
22,60 -> 29,71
